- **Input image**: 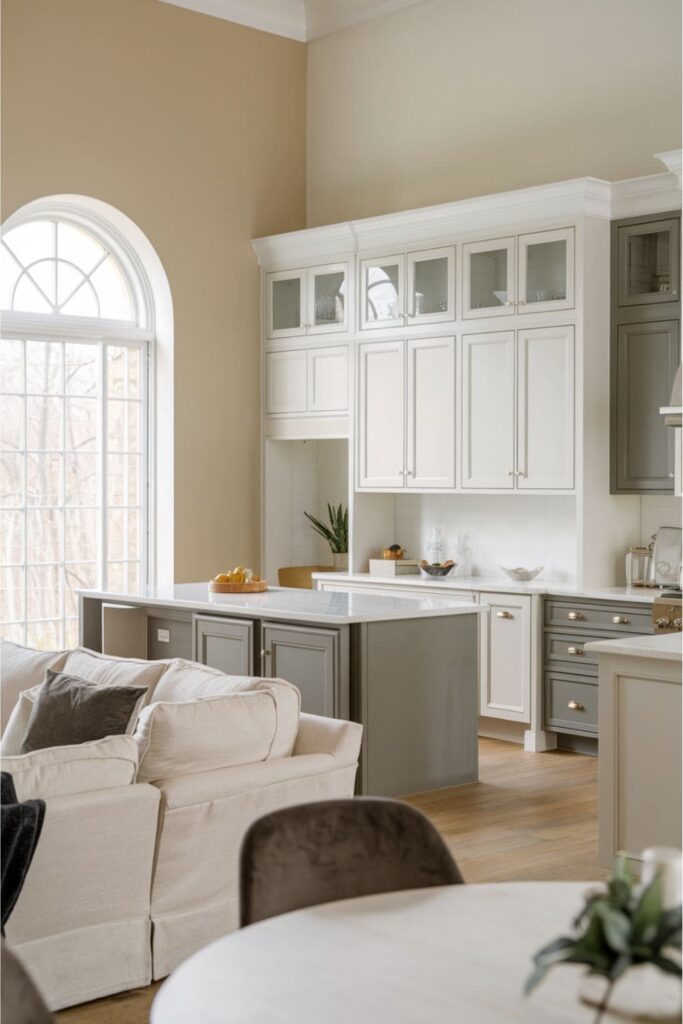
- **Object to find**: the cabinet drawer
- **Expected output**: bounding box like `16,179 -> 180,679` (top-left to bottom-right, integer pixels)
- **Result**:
544,632 -> 601,675
544,673 -> 598,736
544,600 -> 651,634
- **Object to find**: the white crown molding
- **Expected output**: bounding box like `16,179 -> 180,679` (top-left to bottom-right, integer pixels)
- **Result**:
158,0 -> 307,42
655,149 -> 683,185
305,0 -> 423,40
252,166 -> 683,266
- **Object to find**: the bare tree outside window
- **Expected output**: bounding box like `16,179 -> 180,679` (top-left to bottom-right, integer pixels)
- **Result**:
1,217 -> 150,649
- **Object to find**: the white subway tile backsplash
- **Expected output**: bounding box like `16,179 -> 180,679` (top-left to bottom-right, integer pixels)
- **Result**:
639,496 -> 682,545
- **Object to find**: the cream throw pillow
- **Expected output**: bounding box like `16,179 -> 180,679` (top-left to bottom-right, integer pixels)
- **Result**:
0,640 -> 68,735
63,648 -> 167,705
3,734 -> 139,800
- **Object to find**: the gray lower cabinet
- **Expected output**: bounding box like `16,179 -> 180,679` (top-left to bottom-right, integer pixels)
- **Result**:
261,621 -> 342,718
613,320 -> 679,492
193,615 -> 254,675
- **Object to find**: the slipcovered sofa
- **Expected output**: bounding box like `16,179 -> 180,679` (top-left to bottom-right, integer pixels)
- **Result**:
0,641 -> 362,1010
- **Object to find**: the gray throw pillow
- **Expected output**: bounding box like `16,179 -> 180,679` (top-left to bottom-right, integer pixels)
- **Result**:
20,670 -> 147,754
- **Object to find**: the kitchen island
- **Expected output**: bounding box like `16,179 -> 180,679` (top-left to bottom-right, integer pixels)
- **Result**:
79,584 -> 485,797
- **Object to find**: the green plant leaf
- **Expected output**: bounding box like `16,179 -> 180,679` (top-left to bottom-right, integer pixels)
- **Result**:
531,937 -> 576,967
632,876 -> 663,941
524,965 -> 549,996
596,905 -> 632,954
607,954 -> 633,981
649,954 -> 683,977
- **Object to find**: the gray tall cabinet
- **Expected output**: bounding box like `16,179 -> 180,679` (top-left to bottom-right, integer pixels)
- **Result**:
611,211 -> 681,493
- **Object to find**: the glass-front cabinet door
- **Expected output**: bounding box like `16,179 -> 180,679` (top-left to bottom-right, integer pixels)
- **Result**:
307,263 -> 348,334
360,254 -> 405,330
267,269 -> 306,338
617,218 -> 680,307
463,237 -> 515,318
406,247 -> 454,324
518,228 -> 574,313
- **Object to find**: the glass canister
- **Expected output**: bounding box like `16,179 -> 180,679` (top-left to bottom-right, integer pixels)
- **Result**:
625,546 -> 652,588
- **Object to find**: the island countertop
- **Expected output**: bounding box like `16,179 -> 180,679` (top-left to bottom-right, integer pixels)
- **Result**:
79,583 -> 486,626
585,632 -> 683,662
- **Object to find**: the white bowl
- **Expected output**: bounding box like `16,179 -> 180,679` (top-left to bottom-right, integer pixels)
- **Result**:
500,565 -> 543,582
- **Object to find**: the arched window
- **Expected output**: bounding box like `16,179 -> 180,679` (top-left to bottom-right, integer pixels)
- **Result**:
1,205 -> 156,649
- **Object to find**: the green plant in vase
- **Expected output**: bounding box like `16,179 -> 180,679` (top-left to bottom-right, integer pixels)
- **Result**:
304,504 -> 348,570
526,859 -> 681,1023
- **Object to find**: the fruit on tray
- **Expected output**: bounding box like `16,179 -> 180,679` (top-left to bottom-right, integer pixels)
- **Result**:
382,544 -> 404,560
419,559 -> 455,568
213,568 -> 261,585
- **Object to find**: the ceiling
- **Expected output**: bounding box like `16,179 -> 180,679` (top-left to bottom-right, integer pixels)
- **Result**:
158,0 -> 424,41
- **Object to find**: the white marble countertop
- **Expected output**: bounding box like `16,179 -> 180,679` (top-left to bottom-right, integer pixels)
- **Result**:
79,583 -> 485,626
585,632 -> 683,662
313,572 -> 665,604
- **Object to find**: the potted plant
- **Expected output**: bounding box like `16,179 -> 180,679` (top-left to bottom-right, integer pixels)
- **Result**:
304,504 -> 348,571
526,859 -> 682,1022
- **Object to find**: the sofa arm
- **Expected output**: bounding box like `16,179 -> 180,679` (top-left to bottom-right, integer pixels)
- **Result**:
293,713 -> 362,767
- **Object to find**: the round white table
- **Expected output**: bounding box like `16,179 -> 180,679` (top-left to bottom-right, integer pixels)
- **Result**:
151,882 -> 673,1023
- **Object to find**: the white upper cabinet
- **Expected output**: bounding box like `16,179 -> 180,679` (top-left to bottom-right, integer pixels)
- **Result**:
518,228 -> 575,313
358,341 -> 405,488
461,332 -> 515,489
360,255 -> 405,330
406,248 -> 455,325
463,237 -> 516,318
517,326 -> 574,490
307,263 -> 349,334
267,264 -> 349,338
266,350 -> 307,414
266,346 -> 348,417
307,346 -> 348,413
267,269 -> 306,338
406,338 -> 455,488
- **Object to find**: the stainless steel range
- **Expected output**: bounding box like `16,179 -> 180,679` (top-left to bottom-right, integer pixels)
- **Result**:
652,590 -> 683,633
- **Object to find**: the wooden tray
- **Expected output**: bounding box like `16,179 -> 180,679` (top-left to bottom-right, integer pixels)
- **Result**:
209,580 -> 268,594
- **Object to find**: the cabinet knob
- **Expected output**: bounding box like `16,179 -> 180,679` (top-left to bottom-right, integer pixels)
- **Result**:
567,646 -> 584,656
612,615 -> 629,624
496,610 -> 514,619
567,611 -> 584,621
507,470 -> 514,476
567,699 -> 585,711
260,649 -> 270,658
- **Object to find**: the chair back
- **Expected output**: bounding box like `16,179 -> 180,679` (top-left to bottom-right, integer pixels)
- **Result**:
240,797 -> 462,926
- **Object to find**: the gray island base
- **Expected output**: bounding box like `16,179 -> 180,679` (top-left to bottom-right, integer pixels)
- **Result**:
79,584 -> 484,797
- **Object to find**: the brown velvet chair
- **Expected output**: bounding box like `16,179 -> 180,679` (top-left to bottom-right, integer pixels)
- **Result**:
239,797 -> 463,927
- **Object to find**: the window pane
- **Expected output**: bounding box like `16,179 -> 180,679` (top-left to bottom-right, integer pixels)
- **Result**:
26,341 -> 62,394
65,452 -> 98,506
26,453 -> 62,507
57,262 -> 87,308
0,510 -> 23,563
65,507 -> 98,562
1,565 -> 24,623
0,246 -> 19,309
1,453 -> 23,507
0,396 -> 23,451
26,508 -> 62,563
108,346 -> 141,399
57,222 -> 104,275
106,561 -> 125,592
65,342 -> 99,396
27,259 -> 57,306
26,620 -> 61,649
64,618 -> 79,648
27,563 -> 62,620
13,275 -> 52,313
127,562 -> 141,593
0,340 -> 23,394
107,507 -> 139,560
60,280 -> 98,317
65,397 -> 98,452
3,220 -> 55,266
64,563 -> 97,618
91,258 -> 133,320
27,396 -> 62,451
108,399 -> 141,452
108,453 -> 140,507
0,623 -> 25,644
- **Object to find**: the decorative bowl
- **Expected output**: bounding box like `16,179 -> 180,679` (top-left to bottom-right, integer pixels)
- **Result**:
500,566 -> 543,582
419,563 -> 456,578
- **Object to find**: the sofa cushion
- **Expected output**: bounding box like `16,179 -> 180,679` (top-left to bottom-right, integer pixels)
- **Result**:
62,649 -> 167,706
135,680 -> 301,783
20,670 -> 148,754
0,641 -> 68,735
3,734 -> 139,800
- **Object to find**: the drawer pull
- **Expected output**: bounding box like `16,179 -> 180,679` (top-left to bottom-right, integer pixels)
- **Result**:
567,700 -> 585,711
496,610 -> 514,619
567,611 -> 584,621
260,649 -> 270,659
612,615 -> 629,625
567,646 -> 584,656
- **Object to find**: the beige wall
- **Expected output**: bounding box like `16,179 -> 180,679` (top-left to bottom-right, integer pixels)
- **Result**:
307,0 -> 682,225
1,0 -> 306,582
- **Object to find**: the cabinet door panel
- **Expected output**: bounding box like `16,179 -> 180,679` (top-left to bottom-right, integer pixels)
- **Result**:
360,255 -> 405,330
193,616 -> 254,675
307,346 -> 348,413
266,350 -> 307,415
462,236 -> 515,318
358,341 -> 405,488
614,321 -> 679,492
518,228 -> 574,313
406,247 -> 454,324
617,219 -> 680,307
479,593 -> 531,722
267,270 -> 306,338
262,622 -> 338,718
517,326 -> 574,490
461,332 -> 515,489
406,337 -> 455,488
307,263 -> 348,334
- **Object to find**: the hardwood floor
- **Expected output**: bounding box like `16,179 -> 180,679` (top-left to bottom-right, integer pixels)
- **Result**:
56,738 -> 604,1024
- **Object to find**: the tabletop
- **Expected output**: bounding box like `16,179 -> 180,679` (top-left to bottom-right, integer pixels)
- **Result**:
150,882 -> 679,1023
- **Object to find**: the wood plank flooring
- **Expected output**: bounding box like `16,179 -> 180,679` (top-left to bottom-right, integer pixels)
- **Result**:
56,738 -> 603,1024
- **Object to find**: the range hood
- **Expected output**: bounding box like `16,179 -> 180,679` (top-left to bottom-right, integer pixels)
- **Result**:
661,365 -> 682,427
